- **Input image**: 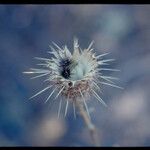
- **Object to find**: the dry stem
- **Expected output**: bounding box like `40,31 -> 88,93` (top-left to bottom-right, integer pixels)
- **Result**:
75,99 -> 100,146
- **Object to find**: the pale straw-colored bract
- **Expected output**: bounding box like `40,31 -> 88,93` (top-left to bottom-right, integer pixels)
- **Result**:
24,38 -> 122,118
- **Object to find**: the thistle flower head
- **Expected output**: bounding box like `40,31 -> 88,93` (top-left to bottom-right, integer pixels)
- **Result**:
24,38 -> 122,117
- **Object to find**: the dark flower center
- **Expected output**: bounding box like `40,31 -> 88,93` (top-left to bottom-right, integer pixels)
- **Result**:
59,58 -> 71,79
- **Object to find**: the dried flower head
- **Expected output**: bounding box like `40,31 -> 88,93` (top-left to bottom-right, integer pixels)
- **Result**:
24,38 -> 122,117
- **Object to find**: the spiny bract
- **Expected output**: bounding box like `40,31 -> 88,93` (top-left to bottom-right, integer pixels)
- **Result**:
24,38 -> 122,117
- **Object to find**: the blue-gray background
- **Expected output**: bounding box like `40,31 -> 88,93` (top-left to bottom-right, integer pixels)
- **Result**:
0,4 -> 150,146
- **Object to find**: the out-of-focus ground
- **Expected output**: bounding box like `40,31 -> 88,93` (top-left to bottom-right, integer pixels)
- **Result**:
0,4 -> 150,146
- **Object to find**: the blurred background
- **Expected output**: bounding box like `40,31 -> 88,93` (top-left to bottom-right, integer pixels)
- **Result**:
0,4 -> 150,146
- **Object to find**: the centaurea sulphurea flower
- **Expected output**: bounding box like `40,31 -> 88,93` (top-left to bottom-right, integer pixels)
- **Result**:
24,38 -> 122,117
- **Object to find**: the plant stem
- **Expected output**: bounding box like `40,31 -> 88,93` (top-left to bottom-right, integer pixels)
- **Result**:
75,99 -> 100,146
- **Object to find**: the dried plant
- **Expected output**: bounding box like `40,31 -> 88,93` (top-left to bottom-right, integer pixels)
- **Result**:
24,38 -> 122,146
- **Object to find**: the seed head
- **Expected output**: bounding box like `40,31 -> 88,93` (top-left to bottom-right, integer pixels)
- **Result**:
24,38 -> 122,117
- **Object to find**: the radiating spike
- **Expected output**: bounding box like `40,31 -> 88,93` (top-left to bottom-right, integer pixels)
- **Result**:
31,70 -> 50,73
96,52 -> 110,59
93,81 -> 101,90
91,89 -> 107,107
91,52 -> 96,58
30,68 -> 50,72
65,100 -> 69,117
100,76 -> 119,80
98,58 -> 115,63
34,57 -> 51,61
51,58 -> 59,64
58,98 -> 63,118
99,62 -> 110,65
93,80 -> 103,93
64,45 -> 72,58
79,88 -> 84,98
23,71 -> 34,74
52,42 -> 63,51
47,51 -> 56,56
29,85 -> 53,100
98,68 -> 120,72
29,70 -> 50,74
99,76 -> 115,84
89,48 -> 94,52
44,74 -> 62,82
87,41 -> 94,51
58,49 -> 65,59
73,102 -> 76,119
83,98 -> 90,119
36,63 -> 48,66
43,78 -> 52,82
44,86 -> 58,103
49,50 -> 59,57
43,79 -> 56,84
48,45 -> 58,53
43,75 -> 56,82
49,65 -> 59,71
48,46 -> 60,59
54,86 -> 65,99
74,37 -> 79,49
98,75 -> 119,84
99,82 -> 124,89
30,72 -> 50,79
